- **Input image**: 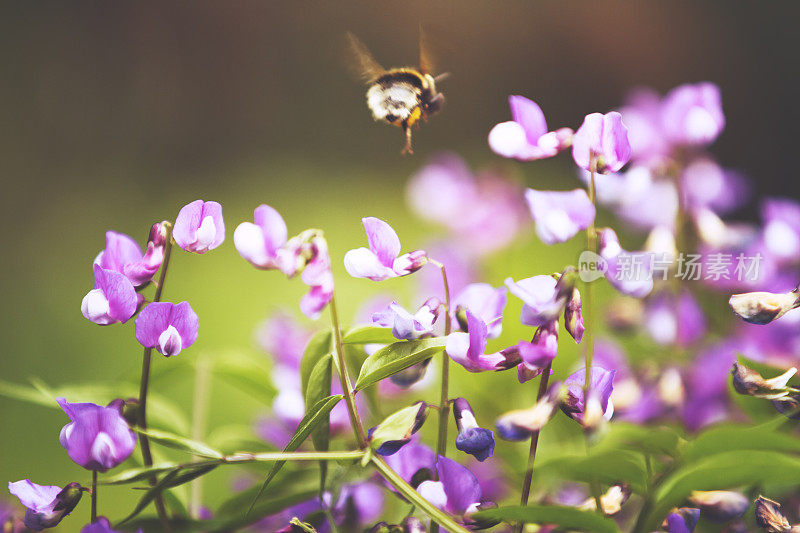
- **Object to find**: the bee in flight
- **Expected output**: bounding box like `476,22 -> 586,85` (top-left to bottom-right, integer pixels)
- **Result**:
346,31 -> 447,155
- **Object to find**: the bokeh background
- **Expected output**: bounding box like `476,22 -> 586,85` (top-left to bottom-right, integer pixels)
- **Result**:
1,1 -> 799,530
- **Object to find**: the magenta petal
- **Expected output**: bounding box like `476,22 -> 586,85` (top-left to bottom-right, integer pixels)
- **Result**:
452,283 -> 507,339
466,310 -> 489,362
173,200 -> 204,249
362,217 -> 401,267
93,265 -> 137,323
253,204 -> 288,255
8,480 -> 61,511
436,456 -> 482,515
601,112 -> 632,172
343,248 -> 396,281
509,95 -> 548,143
170,301 -> 199,349
98,231 -> 143,273
525,189 -> 596,245
134,302 -> 172,348
202,201 -> 226,249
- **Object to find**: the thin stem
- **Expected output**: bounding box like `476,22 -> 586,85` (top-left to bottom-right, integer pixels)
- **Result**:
137,223 -> 173,527
91,470 -> 98,523
329,295 -> 367,448
372,456 -> 471,533
584,160 -> 597,402
190,355 -> 212,519
513,362 -> 552,533
430,259 -> 452,459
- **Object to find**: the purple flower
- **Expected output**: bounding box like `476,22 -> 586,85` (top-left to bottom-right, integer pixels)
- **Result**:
94,228 -> 164,287
496,389 -> 559,441
416,456 -> 483,517
8,480 -> 83,531
645,290 -> 707,346
761,198 -> 800,263
173,199 -> 225,254
297,234 -> 334,319
80,264 -> 138,325
233,204 -> 292,272
661,82 -> 724,146
453,398 -> 494,462
81,517 -> 133,533
383,439 -> 437,488
134,301 -> 199,357
561,367 -> 616,426
344,217 -> 427,281
682,158 -> 749,215
372,298 -> 440,340
451,283 -> 507,339
664,508 -> 700,533
445,310 -> 514,372
255,312 -> 312,369
516,321 -> 558,383
332,482 -> 385,530
368,402 -> 428,456
58,398 -> 136,471
689,491 -> 748,523
597,228 -> 654,298
617,87 -> 671,167
572,112 -> 631,174
682,342 -> 737,431
525,189 -> 596,245
488,96 -> 573,161
505,275 -> 565,326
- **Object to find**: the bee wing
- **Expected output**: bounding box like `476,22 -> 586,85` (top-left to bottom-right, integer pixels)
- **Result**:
345,32 -> 385,83
418,26 -> 436,75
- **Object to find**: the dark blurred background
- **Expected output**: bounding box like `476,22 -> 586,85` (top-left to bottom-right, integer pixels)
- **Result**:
1,1 -> 799,528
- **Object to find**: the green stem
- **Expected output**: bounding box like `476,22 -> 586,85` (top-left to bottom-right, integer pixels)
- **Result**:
91,470 -> 98,523
584,160 -> 597,403
137,222 -> 173,528
372,456 -> 471,533
513,362 -> 553,533
329,295 -> 367,448
189,355 -> 212,519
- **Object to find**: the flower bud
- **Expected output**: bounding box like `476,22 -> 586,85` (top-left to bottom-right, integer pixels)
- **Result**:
496,389 -> 559,441
368,402 -> 428,456
389,358 -> 432,389
578,484 -> 630,515
564,288 -> 584,344
662,507 -> 700,533
689,491 -> 748,523
730,288 -> 800,325
394,250 -> 428,275
754,495 -> 790,532
8,480 -> 84,530
148,221 -> 170,249
731,362 -> 797,400
453,398 -> 495,462
464,501 -> 501,530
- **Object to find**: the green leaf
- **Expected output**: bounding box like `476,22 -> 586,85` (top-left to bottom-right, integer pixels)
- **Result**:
342,325 -> 396,345
647,450 -> 800,531
138,428 -> 224,459
354,337 -> 446,391
472,504 -> 621,533
595,423 -> 684,458
300,330 -> 333,398
212,350 -> 275,405
537,450 -> 647,493
682,423 -> 800,464
304,354 -> 333,490
103,462 -> 185,485
369,403 -> 427,452
248,394 -> 344,514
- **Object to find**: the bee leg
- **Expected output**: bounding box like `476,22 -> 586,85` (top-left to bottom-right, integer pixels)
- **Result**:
401,122 -> 414,155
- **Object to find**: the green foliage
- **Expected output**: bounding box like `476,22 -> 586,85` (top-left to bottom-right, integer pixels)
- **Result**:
138,427 -> 224,459
537,449 -> 648,493
354,337 -> 446,391
300,330 -> 334,397
368,402 -> 426,452
472,504 -> 621,533
342,325 -> 397,345
210,350 -> 276,405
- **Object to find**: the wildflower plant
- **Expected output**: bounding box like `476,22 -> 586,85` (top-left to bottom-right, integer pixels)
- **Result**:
5,82 -> 800,533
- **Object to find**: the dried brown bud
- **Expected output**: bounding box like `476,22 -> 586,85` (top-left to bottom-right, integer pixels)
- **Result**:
731,362 -> 797,400
754,495 -> 791,532
729,288 -> 800,325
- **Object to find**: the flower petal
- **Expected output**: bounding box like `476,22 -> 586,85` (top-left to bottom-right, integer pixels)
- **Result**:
363,217 -> 401,267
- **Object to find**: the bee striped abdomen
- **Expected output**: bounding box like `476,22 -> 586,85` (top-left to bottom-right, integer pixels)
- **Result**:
366,69 -> 426,126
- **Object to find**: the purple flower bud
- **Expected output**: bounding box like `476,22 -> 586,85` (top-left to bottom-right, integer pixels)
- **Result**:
8,480 -> 83,531
94,230 -> 163,287
332,482 -> 384,530
561,367 -> 616,427
524,189 -> 596,245
515,322 -> 558,383
81,264 -> 138,325
58,398 -> 136,472
344,217 -> 427,281
81,516 -> 134,533
689,491 -> 749,523
173,199 -> 225,254
488,95 -> 573,161
496,390 -> 559,441
134,301 -> 199,357
373,298 -> 440,340
368,402 -> 428,456
754,495 -> 790,532
661,82 -> 724,146
731,362 -> 797,400
572,112 -> 631,174
388,358 -> 433,389
234,204 -> 291,271
453,398 -> 495,462
730,288 -> 800,325
445,310 -> 510,372
663,507 -> 701,533
505,275 -> 566,326
564,288 -> 584,344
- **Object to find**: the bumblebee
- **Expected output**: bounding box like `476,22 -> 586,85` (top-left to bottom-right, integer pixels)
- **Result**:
346,32 -> 447,155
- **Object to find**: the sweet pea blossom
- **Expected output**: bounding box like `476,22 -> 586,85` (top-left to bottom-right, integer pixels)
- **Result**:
597,228 -> 654,298
505,275 -> 565,326
94,226 -> 165,287
134,302 -> 199,357
344,217 -> 427,281
560,367 -> 616,427
233,204 -> 292,272
645,290 -> 707,346
416,456 -> 484,518
453,398 -> 495,462
8,480 -> 83,531
572,112 -> 631,174
661,82 -> 725,146
445,309 -> 516,372
516,321 -> 558,383
173,200 -> 225,254
496,387 -> 559,441
451,283 -> 507,339
58,398 -> 136,471
372,298 -> 440,340
524,189 -> 596,245
80,264 -> 138,325
488,96 -> 573,161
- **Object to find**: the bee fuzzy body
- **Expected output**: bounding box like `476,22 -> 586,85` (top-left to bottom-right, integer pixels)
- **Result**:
366,69 -> 443,129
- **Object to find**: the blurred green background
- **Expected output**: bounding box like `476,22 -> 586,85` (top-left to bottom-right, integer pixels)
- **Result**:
1,1 -> 798,530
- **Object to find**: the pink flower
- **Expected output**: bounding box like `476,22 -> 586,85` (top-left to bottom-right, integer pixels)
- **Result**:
572,112 -> 631,174
525,189 -> 596,245
173,200 -> 225,254
488,96 -> 573,161
81,264 -> 138,325
661,82 -> 725,146
94,226 -> 165,286
233,205 -> 293,272
344,217 -> 427,281
134,301 -> 199,357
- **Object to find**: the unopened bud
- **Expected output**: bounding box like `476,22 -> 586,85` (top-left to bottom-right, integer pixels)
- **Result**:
564,287 -> 584,344
578,484 -> 631,515
754,495 -> 790,532
729,288 -> 800,325
389,358 -> 432,389
148,221 -> 170,248
689,491 -> 749,523
395,250 -> 428,275
731,362 -> 797,400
